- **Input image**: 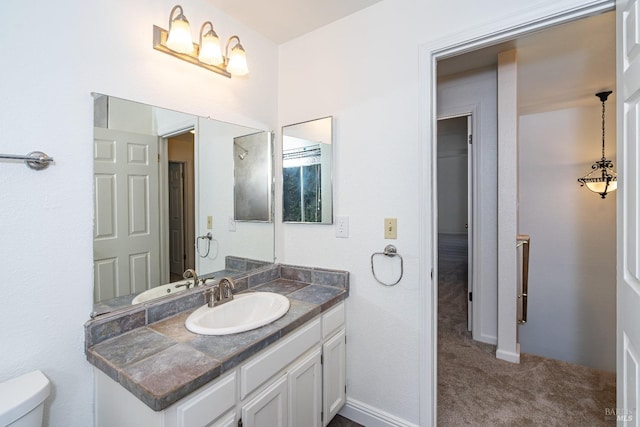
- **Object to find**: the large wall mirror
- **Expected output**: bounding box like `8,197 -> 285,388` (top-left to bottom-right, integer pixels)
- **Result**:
92,94 -> 274,315
282,116 -> 333,224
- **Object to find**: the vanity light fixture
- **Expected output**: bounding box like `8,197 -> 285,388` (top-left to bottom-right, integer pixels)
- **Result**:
153,5 -> 249,78
578,91 -> 617,199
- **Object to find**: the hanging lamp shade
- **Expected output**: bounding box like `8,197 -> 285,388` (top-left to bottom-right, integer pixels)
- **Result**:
578,91 -> 617,199
166,5 -> 194,54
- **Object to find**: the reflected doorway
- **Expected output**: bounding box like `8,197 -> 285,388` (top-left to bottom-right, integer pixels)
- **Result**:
168,132 -> 195,282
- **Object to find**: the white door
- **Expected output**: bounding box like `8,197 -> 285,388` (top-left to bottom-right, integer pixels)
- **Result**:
241,374 -> 288,427
94,127 -> 160,301
436,115 -> 473,331
617,0 -> 640,423
465,115 -> 473,331
168,161 -> 185,276
289,349 -> 322,427
323,329 -> 346,426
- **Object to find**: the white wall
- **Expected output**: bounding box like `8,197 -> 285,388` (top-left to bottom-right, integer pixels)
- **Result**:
518,104 -> 617,372
0,1 -> 277,426
278,0 -> 603,424
438,67 -> 499,345
197,119 -> 274,272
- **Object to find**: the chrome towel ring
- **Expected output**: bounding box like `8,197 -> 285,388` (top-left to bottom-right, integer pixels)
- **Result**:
370,244 -> 404,286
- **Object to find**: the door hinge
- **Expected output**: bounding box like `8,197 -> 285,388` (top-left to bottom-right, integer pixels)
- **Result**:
157,153 -> 161,163
469,292 -> 472,302
431,268 -> 434,280
183,253 -> 187,261
468,134 -> 473,144
321,411 -> 324,422
321,354 -> 323,365
238,418 -> 243,427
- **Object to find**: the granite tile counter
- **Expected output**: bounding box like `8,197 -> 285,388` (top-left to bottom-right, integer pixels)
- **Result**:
85,264 -> 348,411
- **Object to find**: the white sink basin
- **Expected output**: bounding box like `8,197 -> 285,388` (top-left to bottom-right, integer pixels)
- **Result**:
131,280 -> 192,305
185,292 -> 290,335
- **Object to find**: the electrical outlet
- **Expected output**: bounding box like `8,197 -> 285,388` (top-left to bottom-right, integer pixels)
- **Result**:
207,216 -> 213,229
335,216 -> 349,238
228,217 -> 237,232
385,218 -> 397,239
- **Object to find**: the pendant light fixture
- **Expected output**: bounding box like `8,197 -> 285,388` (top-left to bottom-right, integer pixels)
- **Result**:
578,91 -> 617,199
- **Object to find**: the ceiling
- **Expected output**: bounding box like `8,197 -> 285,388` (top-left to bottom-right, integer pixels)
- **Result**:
438,11 -> 616,114
206,2 -> 614,114
208,0 -> 384,44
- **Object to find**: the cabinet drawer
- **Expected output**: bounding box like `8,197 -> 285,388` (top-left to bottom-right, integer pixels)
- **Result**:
322,302 -> 345,339
240,319 -> 321,399
175,372 -> 236,427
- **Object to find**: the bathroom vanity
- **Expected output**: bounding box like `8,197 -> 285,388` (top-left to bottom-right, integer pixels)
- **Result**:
86,264 -> 348,427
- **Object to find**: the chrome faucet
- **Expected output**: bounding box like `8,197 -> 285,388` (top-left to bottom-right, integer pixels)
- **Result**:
218,277 -> 236,302
205,277 -> 236,307
177,269 -> 198,289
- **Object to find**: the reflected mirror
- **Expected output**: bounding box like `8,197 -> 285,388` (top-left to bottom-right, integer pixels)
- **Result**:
282,117 -> 333,224
93,94 -> 274,315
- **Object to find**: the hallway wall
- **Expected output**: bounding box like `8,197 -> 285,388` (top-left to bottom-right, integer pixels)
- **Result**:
518,103 -> 616,372
437,67 -> 498,345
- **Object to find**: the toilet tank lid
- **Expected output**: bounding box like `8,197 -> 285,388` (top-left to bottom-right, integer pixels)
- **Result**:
0,370 -> 50,425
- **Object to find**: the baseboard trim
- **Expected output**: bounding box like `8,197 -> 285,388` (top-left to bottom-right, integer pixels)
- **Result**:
496,345 -> 520,364
338,398 -> 419,427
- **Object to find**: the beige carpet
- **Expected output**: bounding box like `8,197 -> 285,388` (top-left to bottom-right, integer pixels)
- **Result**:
437,257 -> 616,426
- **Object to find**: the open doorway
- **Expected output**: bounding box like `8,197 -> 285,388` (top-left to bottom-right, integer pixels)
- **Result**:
167,132 -> 195,282
432,7 -> 616,425
437,115 -> 472,332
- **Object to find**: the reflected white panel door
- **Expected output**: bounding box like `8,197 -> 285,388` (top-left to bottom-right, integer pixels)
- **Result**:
168,162 -> 185,276
617,0 -> 640,422
94,127 -> 160,301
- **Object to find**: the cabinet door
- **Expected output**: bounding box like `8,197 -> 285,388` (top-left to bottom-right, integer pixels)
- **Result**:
209,411 -> 235,427
289,349 -> 322,427
323,329 -> 346,426
242,374 -> 288,427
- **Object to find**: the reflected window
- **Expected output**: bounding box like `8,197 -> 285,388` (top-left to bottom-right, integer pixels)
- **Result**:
283,145 -> 322,222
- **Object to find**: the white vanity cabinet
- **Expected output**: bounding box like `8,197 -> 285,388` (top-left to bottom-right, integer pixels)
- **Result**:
95,302 -> 346,427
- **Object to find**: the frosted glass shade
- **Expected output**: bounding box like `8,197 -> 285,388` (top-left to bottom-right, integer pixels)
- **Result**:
199,32 -> 223,65
166,18 -> 194,54
586,179 -> 617,194
227,44 -> 248,76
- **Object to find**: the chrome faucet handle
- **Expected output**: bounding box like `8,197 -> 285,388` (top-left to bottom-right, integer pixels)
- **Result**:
218,277 -> 236,302
205,285 -> 220,308
199,277 -> 215,286
183,269 -> 198,284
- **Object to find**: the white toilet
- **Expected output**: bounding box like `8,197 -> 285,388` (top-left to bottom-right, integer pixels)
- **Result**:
0,371 -> 50,427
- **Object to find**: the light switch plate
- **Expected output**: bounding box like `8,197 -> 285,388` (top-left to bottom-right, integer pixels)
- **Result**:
228,217 -> 236,232
207,216 -> 213,229
335,216 -> 349,238
385,218 -> 397,239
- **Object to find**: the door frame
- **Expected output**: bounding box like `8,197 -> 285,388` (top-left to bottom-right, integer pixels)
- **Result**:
417,0 -> 615,424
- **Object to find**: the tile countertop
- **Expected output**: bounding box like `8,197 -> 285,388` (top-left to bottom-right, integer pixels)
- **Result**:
85,265 -> 349,411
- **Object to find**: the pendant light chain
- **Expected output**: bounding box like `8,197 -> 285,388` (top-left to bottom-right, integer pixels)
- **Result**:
601,98 -> 606,161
